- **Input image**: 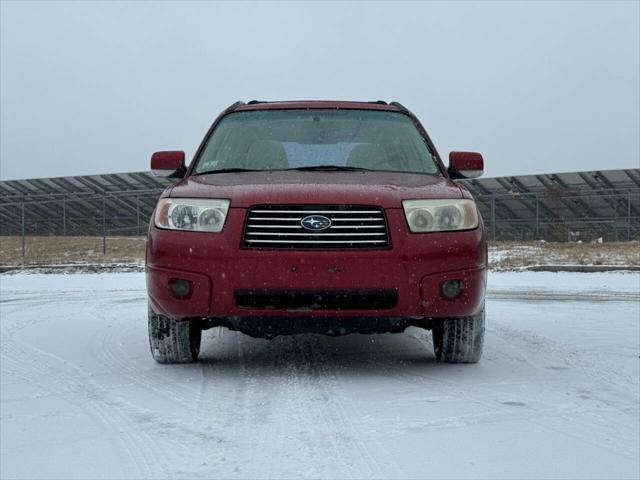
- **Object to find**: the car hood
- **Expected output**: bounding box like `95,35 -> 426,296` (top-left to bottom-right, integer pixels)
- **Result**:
167,170 -> 463,208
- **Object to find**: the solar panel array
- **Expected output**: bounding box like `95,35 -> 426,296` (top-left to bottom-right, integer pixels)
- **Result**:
1,168 -> 639,241
0,172 -> 166,237
466,169 -> 640,241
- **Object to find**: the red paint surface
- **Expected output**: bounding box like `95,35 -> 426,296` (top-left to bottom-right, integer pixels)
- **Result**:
147,208 -> 486,320
449,151 -> 484,174
147,265 -> 211,318
167,170 -> 464,206
147,101 -> 487,323
151,151 -> 185,172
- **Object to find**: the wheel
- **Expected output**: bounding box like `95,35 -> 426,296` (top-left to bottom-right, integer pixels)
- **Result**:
148,305 -> 202,364
432,306 -> 485,363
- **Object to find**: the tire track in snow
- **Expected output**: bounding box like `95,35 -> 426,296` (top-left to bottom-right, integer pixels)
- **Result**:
85,292 -> 221,476
387,326 -> 639,460
190,331 -> 401,478
1,317 -> 154,477
0,290 -> 173,478
294,336 -> 400,479
3,275 -> 638,478
89,295 -> 199,408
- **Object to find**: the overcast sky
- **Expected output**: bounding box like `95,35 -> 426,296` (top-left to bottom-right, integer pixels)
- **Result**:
1,1 -> 638,180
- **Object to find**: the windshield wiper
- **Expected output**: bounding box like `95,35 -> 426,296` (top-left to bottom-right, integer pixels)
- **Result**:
287,165 -> 371,172
196,165 -> 372,175
195,168 -> 262,175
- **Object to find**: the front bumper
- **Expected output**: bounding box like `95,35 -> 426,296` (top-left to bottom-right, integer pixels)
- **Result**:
146,208 -> 487,321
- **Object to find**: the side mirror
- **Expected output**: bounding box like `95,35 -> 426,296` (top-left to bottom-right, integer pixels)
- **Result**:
151,151 -> 186,178
448,151 -> 484,179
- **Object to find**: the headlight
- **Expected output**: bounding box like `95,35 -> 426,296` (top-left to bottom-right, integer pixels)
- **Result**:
154,198 -> 230,232
402,199 -> 478,232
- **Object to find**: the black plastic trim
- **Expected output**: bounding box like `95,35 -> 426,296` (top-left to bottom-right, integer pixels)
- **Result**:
235,289 -> 398,310
225,101 -> 245,113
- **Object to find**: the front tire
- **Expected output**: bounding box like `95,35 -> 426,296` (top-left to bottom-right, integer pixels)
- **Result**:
432,306 -> 485,363
148,305 -> 201,364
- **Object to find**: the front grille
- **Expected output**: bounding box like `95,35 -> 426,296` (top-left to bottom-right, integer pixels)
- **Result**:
235,289 -> 398,310
242,204 -> 389,249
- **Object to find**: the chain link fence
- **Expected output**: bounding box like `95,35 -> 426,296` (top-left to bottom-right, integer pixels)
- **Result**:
476,190 -> 639,242
1,189 -> 638,265
0,191 -> 159,265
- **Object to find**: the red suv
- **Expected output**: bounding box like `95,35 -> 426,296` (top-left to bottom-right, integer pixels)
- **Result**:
146,101 -> 487,364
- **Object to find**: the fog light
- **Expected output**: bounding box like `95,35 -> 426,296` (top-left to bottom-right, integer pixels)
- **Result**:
169,278 -> 192,299
441,280 -> 462,299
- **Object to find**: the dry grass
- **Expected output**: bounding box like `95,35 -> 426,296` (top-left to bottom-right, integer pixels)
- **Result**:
1,236 -> 638,269
0,236 -> 146,265
489,240 -> 640,270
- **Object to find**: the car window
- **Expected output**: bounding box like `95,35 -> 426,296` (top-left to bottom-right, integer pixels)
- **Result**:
193,109 -> 441,174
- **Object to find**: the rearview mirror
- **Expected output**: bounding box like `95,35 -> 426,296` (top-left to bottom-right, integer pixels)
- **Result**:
151,151 -> 186,178
448,151 -> 484,179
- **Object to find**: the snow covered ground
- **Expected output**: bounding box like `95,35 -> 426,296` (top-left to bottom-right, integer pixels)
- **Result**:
1,272 -> 638,479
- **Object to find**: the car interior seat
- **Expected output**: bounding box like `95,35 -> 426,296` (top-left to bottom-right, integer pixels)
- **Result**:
244,140 -> 289,170
346,144 -> 391,170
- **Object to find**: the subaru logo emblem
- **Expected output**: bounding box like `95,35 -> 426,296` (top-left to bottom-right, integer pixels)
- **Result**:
301,215 -> 332,231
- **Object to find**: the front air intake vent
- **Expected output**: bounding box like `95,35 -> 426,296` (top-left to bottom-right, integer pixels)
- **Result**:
242,205 -> 390,249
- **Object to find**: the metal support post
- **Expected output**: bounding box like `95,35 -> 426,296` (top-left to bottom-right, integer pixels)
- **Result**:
628,192 -> 632,241
21,203 -> 26,262
136,195 -> 140,235
491,196 -> 496,240
102,195 -> 107,255
535,195 -> 540,239
62,198 -> 66,236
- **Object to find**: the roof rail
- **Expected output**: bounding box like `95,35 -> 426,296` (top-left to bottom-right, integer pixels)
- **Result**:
247,99 -> 266,105
369,100 -> 388,105
390,101 -> 410,113
225,101 -> 245,113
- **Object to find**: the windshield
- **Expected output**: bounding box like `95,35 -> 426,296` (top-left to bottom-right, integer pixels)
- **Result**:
193,109 -> 441,175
